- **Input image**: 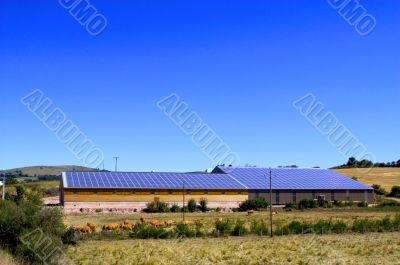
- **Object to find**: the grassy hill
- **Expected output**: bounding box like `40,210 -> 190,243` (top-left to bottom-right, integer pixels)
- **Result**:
334,168 -> 400,192
1,165 -> 99,177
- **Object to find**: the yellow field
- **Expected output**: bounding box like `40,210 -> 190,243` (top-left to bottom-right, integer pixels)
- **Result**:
334,168 -> 400,192
68,232 -> 400,265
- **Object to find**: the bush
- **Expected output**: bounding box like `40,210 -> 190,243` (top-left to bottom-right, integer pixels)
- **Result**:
0,187 -> 67,264
175,223 -> 196,238
357,201 -> 368,207
144,199 -> 170,213
250,220 -> 269,236
378,201 -> 400,207
199,198 -> 208,212
298,198 -> 317,209
170,204 -> 181,213
388,186 -> 400,198
215,219 -> 233,236
284,203 -> 297,211
239,198 -> 269,211
372,184 -> 387,196
130,223 -> 170,239
188,199 -> 197,212
231,220 -> 248,236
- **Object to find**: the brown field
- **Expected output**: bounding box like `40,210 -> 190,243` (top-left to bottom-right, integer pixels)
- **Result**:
68,232 -> 400,265
64,208 -> 400,232
334,168 -> 400,192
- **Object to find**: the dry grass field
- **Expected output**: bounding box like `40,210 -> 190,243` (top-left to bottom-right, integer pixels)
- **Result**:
67,232 -> 400,265
334,168 -> 400,192
64,208 -> 400,235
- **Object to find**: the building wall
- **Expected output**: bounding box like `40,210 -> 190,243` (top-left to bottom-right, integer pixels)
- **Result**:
62,188 -> 248,204
249,189 -> 374,204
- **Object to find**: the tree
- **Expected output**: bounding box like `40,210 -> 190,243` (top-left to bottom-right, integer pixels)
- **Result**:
347,157 -> 357,167
389,186 -> 400,198
199,198 -> 208,212
397,160 -> 400,167
188,199 -> 197,212
372,184 -> 387,196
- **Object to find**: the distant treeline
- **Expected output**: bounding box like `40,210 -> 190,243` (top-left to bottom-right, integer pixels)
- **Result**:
333,157 -> 400,169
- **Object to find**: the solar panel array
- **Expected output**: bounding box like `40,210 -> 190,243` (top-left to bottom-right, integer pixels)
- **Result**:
63,167 -> 372,190
63,171 -> 246,189
216,166 -> 373,190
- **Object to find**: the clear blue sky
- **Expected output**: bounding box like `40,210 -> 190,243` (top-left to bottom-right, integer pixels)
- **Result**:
1,0 -> 399,172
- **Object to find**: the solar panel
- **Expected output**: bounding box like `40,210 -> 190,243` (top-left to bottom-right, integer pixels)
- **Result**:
216,166 -> 372,190
62,167 -> 372,190
63,171 -> 246,189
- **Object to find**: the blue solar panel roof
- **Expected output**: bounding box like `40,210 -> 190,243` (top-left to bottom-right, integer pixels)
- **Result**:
62,167 -> 372,190
62,171 -> 246,189
215,166 -> 373,190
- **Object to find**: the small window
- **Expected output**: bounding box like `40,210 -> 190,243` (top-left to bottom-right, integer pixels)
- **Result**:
150,191 -> 155,195
331,190 -> 335,201
237,191 -> 242,195
204,190 -> 208,195
112,190 -> 117,195
292,190 -> 296,203
221,191 -> 226,195
168,190 -> 173,195
186,191 -> 191,195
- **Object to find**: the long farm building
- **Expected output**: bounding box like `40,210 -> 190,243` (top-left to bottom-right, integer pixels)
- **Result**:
60,166 -> 374,212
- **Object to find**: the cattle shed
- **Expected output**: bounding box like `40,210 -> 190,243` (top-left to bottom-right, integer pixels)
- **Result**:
60,166 -> 373,211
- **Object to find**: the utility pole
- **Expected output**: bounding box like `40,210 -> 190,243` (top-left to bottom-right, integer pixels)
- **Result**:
182,180 -> 186,221
269,168 -> 273,238
113,157 -> 119,172
1,173 -> 5,201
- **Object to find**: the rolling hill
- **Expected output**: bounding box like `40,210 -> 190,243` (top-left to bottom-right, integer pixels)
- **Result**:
334,168 -> 400,192
1,166 -> 99,177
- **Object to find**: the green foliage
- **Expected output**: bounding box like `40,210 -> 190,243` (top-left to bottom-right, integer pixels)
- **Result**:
351,217 -> 397,233
170,204 -> 181,213
276,219 -> 348,235
250,220 -> 269,236
239,198 -> 269,211
378,201 -> 400,207
298,197 -> 317,209
284,203 -> 297,211
388,186 -> 400,198
144,199 -> 170,213
175,223 -> 196,237
187,199 -> 197,213
215,219 -> 233,236
199,198 -> 208,212
357,201 -> 368,208
231,220 -> 248,236
130,223 -> 170,239
0,186 -> 66,264
372,184 -> 387,196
